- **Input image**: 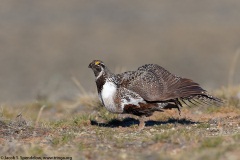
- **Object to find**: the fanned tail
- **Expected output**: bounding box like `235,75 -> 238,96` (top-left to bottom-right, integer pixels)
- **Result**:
164,78 -> 223,114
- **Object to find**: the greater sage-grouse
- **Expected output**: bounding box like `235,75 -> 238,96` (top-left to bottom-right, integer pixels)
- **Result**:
89,60 -> 222,130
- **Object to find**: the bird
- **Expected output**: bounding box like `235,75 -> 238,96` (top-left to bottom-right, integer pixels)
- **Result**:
88,60 -> 222,130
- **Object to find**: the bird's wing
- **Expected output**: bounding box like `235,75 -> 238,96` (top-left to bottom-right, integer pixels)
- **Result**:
119,64 -> 207,102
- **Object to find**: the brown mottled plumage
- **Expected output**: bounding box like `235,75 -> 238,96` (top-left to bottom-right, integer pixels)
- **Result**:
88,60 -> 222,130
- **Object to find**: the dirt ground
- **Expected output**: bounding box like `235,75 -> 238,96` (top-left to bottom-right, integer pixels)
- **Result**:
0,87 -> 240,160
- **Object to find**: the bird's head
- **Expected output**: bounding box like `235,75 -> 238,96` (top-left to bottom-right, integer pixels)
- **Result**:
88,60 -> 110,79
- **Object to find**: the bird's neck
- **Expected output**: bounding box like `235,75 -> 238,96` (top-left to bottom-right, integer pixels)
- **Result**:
95,68 -> 113,93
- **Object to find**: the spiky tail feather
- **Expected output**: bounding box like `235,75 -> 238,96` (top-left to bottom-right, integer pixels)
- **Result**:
171,92 -> 223,115
185,93 -> 222,105
168,78 -> 223,108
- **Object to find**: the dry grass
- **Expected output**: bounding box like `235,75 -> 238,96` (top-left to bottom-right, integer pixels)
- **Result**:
0,86 -> 240,160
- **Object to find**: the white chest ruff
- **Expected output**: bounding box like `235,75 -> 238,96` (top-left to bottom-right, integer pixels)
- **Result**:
100,81 -> 118,113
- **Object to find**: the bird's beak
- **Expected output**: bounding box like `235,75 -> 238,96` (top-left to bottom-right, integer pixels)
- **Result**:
88,63 -> 92,68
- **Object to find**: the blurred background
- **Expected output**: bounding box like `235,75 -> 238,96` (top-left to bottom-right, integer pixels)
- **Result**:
0,0 -> 240,103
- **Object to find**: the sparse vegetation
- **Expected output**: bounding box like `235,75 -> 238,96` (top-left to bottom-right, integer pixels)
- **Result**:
200,137 -> 223,149
1,86 -> 240,160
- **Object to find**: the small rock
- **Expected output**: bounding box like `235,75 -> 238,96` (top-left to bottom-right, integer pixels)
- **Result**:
150,128 -> 156,132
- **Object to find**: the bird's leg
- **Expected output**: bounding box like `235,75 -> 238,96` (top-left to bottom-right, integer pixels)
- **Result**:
138,115 -> 146,131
